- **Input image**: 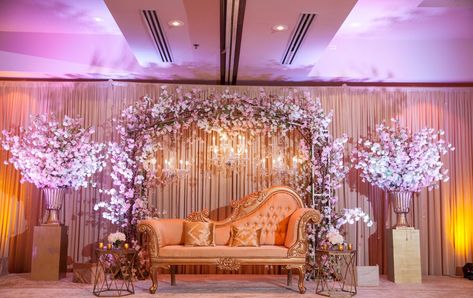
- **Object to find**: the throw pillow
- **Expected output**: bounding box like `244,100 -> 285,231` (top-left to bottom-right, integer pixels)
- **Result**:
183,221 -> 215,246
229,225 -> 262,247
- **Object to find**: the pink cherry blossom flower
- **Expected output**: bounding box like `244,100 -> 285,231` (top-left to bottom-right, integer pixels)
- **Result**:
352,119 -> 454,192
1,114 -> 106,190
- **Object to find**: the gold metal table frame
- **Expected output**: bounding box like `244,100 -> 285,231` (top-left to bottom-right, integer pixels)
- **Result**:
93,248 -> 137,297
315,249 -> 357,297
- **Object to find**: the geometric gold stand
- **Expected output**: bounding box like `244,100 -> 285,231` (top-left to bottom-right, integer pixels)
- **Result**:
387,228 -> 421,283
93,248 -> 136,297
315,249 -> 357,296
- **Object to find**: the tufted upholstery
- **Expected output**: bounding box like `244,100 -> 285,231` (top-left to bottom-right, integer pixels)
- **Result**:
214,193 -> 300,245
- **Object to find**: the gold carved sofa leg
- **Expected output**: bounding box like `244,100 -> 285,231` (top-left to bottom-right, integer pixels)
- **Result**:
149,265 -> 158,294
286,265 -> 306,294
296,265 -> 306,294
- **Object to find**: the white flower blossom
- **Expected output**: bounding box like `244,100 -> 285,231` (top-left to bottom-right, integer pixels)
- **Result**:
108,231 -> 126,244
1,114 -> 106,190
352,119 -> 454,192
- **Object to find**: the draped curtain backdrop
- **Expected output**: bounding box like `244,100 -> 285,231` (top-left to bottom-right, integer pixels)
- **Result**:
0,81 -> 471,276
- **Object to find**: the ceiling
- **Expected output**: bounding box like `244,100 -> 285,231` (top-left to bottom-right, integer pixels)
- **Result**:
0,0 -> 472,84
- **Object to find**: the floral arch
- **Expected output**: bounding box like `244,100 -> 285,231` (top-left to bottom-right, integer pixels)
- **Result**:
95,86 -> 348,242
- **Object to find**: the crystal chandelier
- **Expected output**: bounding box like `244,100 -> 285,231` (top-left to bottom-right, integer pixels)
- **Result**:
162,158 -> 190,181
143,155 -> 190,184
209,132 -> 248,170
260,152 -> 300,179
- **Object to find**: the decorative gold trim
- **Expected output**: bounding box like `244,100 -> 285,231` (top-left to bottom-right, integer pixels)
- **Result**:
229,186 -> 305,221
288,240 -> 308,258
156,257 -> 305,264
216,257 -> 241,271
137,223 -> 160,258
184,186 -> 305,227
287,209 -> 322,257
230,190 -> 265,217
186,209 -> 211,222
226,186 -> 305,225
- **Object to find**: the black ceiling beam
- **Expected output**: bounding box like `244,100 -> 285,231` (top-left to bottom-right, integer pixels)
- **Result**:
231,0 -> 246,85
219,0 -> 227,85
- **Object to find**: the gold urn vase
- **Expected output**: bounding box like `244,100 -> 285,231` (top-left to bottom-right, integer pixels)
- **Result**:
43,188 -> 66,225
390,191 -> 413,228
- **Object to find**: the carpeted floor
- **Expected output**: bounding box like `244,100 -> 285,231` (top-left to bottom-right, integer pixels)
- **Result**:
0,273 -> 472,297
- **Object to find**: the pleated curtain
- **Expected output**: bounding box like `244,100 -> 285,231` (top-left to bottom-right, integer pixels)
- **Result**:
0,81 -> 471,276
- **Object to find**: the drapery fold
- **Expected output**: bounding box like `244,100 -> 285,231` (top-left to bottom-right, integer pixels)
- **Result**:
0,81 -> 472,276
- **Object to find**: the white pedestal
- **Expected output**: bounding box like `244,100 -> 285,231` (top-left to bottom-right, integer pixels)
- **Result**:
357,265 -> 379,286
387,228 -> 421,284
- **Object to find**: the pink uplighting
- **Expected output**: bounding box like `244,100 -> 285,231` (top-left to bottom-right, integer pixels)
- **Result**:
0,1 -> 472,297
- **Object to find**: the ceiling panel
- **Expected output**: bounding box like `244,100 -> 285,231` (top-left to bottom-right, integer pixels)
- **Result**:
0,0 -> 472,83
236,0 -> 357,82
104,0 -> 220,81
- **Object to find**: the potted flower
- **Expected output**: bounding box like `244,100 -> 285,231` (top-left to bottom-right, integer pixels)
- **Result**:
352,119 -> 454,228
108,231 -> 126,249
1,114 -> 106,225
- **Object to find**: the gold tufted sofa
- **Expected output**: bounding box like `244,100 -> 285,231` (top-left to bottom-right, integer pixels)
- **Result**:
137,186 -> 321,294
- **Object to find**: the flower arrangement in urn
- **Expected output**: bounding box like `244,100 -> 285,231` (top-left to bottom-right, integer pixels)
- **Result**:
352,119 -> 454,227
1,114 -> 106,224
108,231 -> 126,248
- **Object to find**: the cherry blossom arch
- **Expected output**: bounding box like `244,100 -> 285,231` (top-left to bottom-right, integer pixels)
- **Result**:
95,86 -> 348,241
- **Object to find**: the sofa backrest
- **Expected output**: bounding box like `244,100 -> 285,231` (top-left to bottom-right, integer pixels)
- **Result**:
187,186 -> 304,246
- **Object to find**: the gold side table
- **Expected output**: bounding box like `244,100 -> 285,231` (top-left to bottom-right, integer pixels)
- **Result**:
315,249 -> 357,297
93,248 -> 136,297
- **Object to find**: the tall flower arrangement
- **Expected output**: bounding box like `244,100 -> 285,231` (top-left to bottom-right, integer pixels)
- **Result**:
352,119 -> 454,192
1,114 -> 107,189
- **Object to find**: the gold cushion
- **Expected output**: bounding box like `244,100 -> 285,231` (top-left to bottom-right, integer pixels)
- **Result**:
229,225 -> 261,247
183,221 -> 215,246
159,245 -> 289,258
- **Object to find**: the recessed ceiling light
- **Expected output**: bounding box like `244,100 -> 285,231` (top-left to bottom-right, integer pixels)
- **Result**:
94,17 -> 103,22
349,22 -> 362,28
272,24 -> 288,32
168,20 -> 184,27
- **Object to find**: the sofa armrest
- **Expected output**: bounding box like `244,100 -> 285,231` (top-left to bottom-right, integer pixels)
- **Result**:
137,218 -> 185,259
284,208 -> 322,258
137,219 -> 163,260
